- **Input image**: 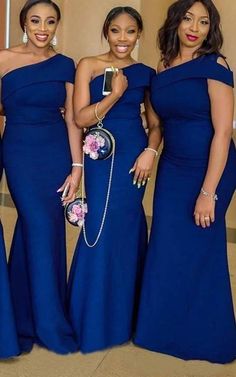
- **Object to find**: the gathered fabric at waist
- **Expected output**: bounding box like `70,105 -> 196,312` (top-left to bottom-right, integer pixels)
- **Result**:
161,139 -> 236,168
95,116 -> 144,134
161,150 -> 209,168
4,107 -> 64,126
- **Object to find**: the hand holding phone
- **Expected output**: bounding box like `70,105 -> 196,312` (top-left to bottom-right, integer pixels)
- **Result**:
102,67 -> 128,97
102,67 -> 118,95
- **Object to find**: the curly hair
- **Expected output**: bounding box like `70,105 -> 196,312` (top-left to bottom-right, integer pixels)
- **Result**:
158,0 -> 223,67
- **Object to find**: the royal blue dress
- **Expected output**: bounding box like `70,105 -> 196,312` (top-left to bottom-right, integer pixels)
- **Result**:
134,54 -> 236,363
68,63 -> 155,353
0,140 -> 20,358
1,54 -> 77,354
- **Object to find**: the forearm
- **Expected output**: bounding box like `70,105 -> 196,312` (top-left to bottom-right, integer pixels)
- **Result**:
147,125 -> 163,151
202,132 -> 232,193
0,104 -> 4,116
66,120 -> 83,164
75,92 -> 120,128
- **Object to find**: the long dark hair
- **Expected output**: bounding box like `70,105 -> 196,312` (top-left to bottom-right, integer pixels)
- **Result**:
158,0 -> 223,67
102,6 -> 143,39
20,0 -> 61,31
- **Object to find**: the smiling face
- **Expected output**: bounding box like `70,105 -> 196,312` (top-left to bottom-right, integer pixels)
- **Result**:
107,13 -> 141,59
177,1 -> 210,51
24,3 -> 59,48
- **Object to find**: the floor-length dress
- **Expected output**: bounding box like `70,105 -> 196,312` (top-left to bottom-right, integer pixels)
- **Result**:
1,54 -> 77,354
134,54 -> 236,363
68,63 -> 155,353
0,139 -> 19,358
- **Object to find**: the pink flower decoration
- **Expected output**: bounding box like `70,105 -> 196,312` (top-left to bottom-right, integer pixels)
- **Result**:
68,202 -> 88,227
83,132 -> 105,160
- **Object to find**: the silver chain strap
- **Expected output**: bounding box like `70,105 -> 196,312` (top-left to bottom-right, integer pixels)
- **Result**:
81,134 -> 115,248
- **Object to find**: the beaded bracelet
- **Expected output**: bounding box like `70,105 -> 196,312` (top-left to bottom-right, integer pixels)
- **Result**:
200,187 -> 218,201
72,163 -> 83,168
144,147 -> 158,157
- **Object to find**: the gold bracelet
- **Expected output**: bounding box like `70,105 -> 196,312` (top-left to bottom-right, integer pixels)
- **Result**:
95,102 -> 105,122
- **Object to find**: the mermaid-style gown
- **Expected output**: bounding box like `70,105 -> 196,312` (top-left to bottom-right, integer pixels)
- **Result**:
68,63 -> 155,353
1,54 -> 77,354
0,139 -> 19,358
135,54 -> 236,363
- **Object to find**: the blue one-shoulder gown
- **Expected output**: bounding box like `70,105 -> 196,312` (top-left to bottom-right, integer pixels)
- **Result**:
0,139 -> 19,358
1,54 -> 77,354
135,54 -> 236,363
68,63 -> 155,353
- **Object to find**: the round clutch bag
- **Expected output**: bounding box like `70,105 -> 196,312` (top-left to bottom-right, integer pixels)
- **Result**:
83,127 -> 115,160
65,197 -> 88,227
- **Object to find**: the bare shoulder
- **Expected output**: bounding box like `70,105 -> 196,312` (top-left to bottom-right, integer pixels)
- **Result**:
0,48 -> 15,61
0,49 -> 13,74
216,56 -> 229,70
76,55 -> 104,81
77,56 -> 97,72
157,60 -> 165,73
0,46 -> 25,72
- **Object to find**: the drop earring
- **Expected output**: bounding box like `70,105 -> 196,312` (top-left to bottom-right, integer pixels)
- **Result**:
22,28 -> 28,44
51,35 -> 57,46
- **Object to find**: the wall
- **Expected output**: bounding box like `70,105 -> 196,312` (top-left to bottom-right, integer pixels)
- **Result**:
61,0 -> 140,63
4,0 -> 236,216
0,0 -> 6,48
139,0 -> 173,68
214,0 -> 236,74
8,0 -> 236,75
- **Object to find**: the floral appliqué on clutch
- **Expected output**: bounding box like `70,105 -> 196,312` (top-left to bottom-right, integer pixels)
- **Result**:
83,133 -> 105,160
67,201 -> 88,227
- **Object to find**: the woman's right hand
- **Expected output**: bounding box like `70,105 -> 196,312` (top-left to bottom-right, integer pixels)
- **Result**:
111,70 -> 128,98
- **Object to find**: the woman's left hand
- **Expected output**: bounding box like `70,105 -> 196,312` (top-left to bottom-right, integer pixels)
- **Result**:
129,149 -> 156,188
194,194 -> 215,228
57,170 -> 82,205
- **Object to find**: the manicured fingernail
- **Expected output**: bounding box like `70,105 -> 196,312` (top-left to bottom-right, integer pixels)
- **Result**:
129,169 -> 133,174
142,181 -> 146,186
57,189 -> 62,192
148,177 -> 151,181
137,183 -> 141,189
133,180 -> 136,185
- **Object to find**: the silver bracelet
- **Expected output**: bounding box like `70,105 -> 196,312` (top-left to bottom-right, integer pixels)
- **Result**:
144,147 -> 158,157
72,163 -> 83,168
200,187 -> 218,201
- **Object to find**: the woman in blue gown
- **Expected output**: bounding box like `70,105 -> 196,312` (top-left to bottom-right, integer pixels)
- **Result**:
0,138 -> 19,358
68,7 -> 161,353
135,0 -> 236,364
0,0 -> 82,354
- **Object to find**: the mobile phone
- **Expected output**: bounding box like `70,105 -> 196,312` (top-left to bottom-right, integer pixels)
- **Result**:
102,67 -> 118,96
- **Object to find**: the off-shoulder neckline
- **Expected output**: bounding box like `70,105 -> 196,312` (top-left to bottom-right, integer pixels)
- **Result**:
1,53 -> 62,80
90,62 -> 147,83
157,54 -> 232,76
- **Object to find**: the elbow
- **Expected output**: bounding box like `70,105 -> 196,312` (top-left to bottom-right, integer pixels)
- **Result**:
213,128 -> 233,146
74,113 -> 88,128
